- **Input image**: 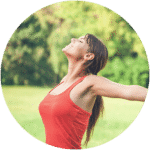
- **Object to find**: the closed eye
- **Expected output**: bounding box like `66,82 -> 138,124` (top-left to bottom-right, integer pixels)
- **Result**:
78,37 -> 85,43
78,39 -> 84,43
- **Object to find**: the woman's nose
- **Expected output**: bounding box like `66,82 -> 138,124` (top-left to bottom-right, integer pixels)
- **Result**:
71,38 -> 76,43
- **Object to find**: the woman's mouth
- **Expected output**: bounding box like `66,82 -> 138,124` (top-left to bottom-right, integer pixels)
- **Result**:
65,44 -> 72,48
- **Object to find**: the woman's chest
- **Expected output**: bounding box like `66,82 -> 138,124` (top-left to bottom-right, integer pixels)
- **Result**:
50,81 -> 96,114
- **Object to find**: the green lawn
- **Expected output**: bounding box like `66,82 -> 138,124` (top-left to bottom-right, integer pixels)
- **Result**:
1,85 -> 144,149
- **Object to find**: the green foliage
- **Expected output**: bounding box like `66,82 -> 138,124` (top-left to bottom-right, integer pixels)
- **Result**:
1,15 -> 55,86
100,56 -> 149,88
1,1 -> 149,87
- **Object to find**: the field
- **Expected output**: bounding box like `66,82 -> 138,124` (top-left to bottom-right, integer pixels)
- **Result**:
1,85 -> 144,149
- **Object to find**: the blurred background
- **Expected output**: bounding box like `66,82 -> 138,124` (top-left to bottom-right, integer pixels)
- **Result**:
1,1 -> 149,87
1,1 -> 149,149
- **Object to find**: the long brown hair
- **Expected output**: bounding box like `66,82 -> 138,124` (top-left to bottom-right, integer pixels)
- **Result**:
83,33 -> 108,147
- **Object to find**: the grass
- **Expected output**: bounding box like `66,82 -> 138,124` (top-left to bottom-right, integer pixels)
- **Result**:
1,85 -> 144,149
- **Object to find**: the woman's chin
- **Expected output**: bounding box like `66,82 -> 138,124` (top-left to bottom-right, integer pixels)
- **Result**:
62,47 -> 70,52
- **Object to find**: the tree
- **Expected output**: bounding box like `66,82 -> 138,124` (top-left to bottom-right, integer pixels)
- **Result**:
1,14 -> 55,86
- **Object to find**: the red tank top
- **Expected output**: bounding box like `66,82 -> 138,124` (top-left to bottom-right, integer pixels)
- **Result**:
38,76 -> 92,149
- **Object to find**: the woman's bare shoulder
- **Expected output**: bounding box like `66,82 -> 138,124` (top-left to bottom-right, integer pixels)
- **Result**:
83,75 -> 109,88
83,75 -> 98,86
60,75 -> 67,82
84,74 -> 94,81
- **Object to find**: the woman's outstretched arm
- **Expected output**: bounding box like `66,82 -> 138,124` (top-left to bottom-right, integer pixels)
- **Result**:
87,75 -> 148,102
124,85 -> 148,101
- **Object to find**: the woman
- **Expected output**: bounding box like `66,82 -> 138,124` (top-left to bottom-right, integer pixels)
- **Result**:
39,34 -> 148,149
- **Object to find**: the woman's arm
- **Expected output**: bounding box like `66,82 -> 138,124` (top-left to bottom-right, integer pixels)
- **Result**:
87,75 -> 148,102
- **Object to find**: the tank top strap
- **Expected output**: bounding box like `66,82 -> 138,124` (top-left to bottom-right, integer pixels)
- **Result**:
67,76 -> 87,93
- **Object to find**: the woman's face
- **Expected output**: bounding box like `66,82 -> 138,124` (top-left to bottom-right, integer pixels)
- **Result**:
62,36 -> 89,61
